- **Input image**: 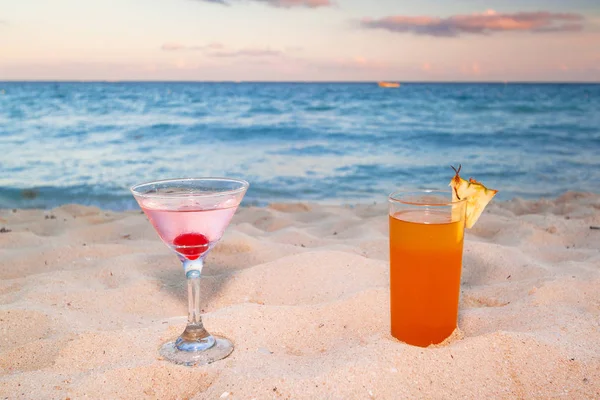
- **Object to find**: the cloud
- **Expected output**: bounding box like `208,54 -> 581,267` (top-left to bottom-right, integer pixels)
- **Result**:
361,10 -> 584,37
192,0 -> 331,8
161,42 -> 224,51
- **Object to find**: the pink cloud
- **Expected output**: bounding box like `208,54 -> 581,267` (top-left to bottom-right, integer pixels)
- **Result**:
193,0 -> 331,8
361,10 -> 584,37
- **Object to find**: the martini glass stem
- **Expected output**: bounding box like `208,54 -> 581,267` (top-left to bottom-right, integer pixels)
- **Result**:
187,268 -> 204,325
175,259 -> 216,351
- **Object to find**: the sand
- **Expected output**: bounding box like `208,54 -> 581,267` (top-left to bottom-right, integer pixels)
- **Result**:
1,192 -> 599,399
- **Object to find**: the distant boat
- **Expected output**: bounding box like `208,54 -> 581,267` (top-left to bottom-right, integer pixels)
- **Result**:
378,81 -> 400,88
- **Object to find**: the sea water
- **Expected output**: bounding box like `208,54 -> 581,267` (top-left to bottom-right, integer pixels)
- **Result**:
1,82 -> 599,210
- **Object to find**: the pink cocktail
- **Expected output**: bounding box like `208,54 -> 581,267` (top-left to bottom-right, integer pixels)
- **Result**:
141,206 -> 238,260
131,178 -> 248,366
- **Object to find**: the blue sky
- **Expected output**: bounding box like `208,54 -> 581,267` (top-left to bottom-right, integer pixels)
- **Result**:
1,0 -> 599,81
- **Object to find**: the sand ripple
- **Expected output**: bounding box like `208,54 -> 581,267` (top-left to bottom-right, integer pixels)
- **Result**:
0,195 -> 599,399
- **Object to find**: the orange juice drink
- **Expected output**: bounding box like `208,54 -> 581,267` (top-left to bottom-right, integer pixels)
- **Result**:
388,191 -> 466,347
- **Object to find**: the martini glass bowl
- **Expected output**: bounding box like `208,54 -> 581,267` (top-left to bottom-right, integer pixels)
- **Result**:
131,177 -> 249,366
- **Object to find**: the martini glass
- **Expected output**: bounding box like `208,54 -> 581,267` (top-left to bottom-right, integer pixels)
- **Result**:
131,177 -> 249,366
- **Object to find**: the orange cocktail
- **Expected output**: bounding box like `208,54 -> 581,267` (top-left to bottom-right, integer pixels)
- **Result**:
388,191 -> 466,347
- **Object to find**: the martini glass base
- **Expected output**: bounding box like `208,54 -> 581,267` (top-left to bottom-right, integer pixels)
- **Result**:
159,336 -> 234,366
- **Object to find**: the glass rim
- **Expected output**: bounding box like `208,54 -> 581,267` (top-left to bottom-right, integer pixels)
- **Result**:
388,188 -> 467,206
130,177 -> 249,199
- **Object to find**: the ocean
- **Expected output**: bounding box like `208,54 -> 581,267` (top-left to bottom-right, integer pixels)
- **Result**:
1,82 -> 599,211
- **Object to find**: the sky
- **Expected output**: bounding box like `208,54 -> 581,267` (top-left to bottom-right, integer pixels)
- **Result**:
0,0 -> 599,81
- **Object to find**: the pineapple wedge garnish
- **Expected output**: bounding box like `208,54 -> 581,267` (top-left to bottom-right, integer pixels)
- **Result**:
449,165 -> 498,228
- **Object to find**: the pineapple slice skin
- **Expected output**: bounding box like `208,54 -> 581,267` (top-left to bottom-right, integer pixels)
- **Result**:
449,166 -> 497,228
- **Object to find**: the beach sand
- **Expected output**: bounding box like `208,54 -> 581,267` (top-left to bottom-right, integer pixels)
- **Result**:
1,192 -> 599,399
